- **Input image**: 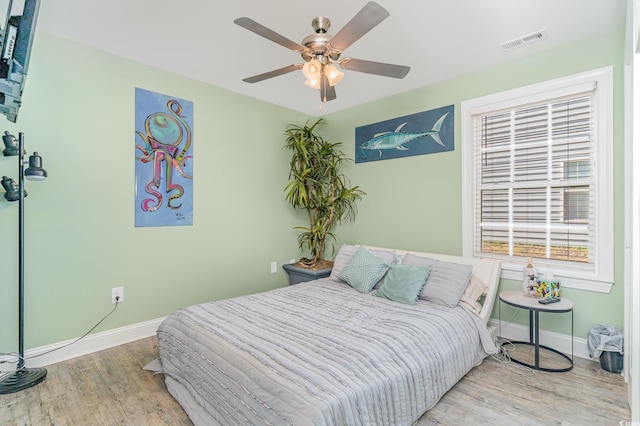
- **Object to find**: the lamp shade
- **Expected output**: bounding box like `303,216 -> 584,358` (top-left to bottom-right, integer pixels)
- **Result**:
324,64 -> 344,86
1,176 -> 22,201
302,59 -> 322,80
2,131 -> 20,157
24,152 -> 47,181
304,78 -> 321,89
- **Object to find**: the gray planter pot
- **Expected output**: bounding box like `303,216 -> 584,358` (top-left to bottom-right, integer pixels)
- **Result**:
282,263 -> 332,285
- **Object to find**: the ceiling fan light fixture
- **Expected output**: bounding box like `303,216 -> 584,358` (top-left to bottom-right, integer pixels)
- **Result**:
235,2 -> 410,104
305,77 -> 321,89
302,59 -> 322,80
324,64 -> 344,86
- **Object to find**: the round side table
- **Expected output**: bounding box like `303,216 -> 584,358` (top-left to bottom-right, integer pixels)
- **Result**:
499,290 -> 574,372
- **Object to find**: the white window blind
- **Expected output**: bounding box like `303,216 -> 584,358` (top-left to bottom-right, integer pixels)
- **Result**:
461,67 -> 614,292
472,89 -> 595,267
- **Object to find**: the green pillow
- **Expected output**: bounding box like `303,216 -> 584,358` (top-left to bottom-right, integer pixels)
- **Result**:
338,246 -> 391,293
374,264 -> 432,305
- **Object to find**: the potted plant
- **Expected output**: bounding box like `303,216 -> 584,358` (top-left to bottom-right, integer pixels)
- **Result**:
282,118 -> 365,284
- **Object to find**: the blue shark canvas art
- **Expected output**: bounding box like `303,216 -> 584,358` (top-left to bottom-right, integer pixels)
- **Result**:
355,105 -> 454,163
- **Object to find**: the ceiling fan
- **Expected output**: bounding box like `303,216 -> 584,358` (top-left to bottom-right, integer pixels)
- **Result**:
234,1 -> 410,103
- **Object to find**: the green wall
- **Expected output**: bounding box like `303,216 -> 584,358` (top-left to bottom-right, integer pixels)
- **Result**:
0,27 -> 625,354
322,29 -> 625,340
0,33 -> 309,349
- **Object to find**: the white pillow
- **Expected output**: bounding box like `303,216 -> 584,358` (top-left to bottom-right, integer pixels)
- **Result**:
459,275 -> 487,315
401,253 -> 473,307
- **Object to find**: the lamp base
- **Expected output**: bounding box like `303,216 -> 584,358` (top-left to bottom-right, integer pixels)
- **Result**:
0,367 -> 47,394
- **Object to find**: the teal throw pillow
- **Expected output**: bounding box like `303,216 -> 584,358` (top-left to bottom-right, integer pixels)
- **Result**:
338,246 -> 391,293
374,264 -> 432,305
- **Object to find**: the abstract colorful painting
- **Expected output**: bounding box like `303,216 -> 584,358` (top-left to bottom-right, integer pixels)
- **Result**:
135,88 -> 193,227
355,104 -> 454,163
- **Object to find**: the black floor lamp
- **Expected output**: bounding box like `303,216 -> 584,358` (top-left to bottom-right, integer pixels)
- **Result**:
0,131 -> 47,394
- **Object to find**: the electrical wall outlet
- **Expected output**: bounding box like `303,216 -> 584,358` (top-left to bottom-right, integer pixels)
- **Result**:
289,258 -> 296,264
270,261 -> 277,273
111,286 -> 124,304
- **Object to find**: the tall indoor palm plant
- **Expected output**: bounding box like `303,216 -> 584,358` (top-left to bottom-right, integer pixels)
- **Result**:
284,118 -> 365,270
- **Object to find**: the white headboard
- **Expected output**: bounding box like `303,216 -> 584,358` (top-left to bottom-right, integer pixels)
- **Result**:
364,246 -> 502,324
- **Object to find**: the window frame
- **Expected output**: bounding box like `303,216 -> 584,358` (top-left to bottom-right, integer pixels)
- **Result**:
461,67 -> 614,293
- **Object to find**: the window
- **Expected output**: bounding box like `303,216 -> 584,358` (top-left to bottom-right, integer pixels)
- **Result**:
563,160 -> 589,224
461,67 -> 613,292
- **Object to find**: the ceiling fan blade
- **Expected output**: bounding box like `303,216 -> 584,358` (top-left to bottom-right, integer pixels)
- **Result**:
329,2 -> 389,52
234,17 -> 307,53
339,58 -> 410,79
242,64 -> 303,83
320,74 -> 337,103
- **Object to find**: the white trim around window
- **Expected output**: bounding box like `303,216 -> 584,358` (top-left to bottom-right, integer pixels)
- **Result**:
461,67 -> 614,293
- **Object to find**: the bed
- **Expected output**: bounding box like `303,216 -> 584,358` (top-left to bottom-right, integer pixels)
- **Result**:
156,245 -> 501,425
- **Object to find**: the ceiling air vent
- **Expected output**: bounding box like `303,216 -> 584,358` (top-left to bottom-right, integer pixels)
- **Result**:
500,30 -> 548,51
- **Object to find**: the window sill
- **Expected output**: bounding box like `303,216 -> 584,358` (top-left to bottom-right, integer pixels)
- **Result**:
499,262 -> 613,293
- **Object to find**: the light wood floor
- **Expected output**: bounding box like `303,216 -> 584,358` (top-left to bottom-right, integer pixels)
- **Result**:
0,336 -> 630,425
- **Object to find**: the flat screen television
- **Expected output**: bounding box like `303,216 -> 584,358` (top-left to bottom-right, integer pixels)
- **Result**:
0,0 -> 40,122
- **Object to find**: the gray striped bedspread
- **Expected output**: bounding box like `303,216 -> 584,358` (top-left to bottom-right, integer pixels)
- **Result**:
157,278 -> 497,425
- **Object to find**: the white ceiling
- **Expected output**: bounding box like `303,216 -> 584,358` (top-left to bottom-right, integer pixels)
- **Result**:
35,0 -> 625,117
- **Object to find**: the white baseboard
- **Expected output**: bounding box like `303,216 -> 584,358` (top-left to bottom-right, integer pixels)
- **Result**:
488,318 -> 594,361
2,316 -> 596,373
13,317 -> 167,369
